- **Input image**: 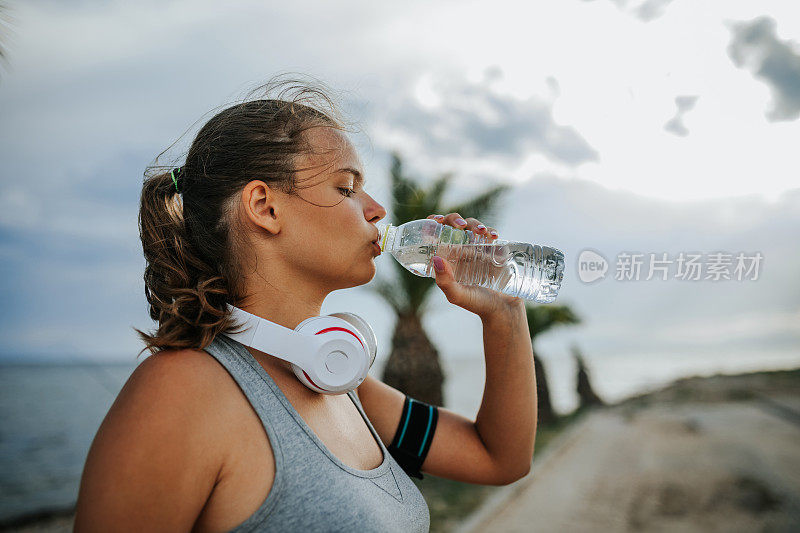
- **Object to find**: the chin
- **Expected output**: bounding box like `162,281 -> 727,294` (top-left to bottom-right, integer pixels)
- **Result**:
352,259 -> 377,287
330,261 -> 376,292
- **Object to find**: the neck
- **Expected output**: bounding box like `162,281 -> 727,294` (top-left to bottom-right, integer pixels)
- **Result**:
238,291 -> 325,331
236,269 -> 329,379
239,255 -> 330,327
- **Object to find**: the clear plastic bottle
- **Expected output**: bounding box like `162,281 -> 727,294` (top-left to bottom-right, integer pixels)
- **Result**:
376,219 -> 565,303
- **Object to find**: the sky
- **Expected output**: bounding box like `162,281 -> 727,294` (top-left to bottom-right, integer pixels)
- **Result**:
0,0 -> 798,409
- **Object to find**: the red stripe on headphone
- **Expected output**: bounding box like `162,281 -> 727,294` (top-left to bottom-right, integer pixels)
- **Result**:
304,326 -> 363,392
303,370 -> 329,392
315,327 -> 365,348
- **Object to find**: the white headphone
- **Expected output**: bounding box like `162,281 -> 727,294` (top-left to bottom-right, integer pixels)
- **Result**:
221,304 -> 377,395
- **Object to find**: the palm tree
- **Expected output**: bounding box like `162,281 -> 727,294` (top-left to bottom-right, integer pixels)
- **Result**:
524,304 -> 581,425
368,152 -> 511,406
0,2 -> 11,82
572,343 -> 605,409
0,3 -> 9,63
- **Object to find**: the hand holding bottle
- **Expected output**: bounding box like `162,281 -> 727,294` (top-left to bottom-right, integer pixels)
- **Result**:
376,213 -> 565,309
426,213 -> 526,319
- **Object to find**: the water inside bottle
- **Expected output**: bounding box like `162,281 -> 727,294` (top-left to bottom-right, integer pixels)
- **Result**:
389,240 -> 564,303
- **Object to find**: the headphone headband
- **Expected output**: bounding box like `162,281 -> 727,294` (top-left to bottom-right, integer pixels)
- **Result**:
222,304 -> 375,394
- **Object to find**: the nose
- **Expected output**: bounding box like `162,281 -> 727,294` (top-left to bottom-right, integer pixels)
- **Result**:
364,193 -> 386,223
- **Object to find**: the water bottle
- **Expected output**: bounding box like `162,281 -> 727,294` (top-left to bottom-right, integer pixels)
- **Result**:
376,219 -> 565,303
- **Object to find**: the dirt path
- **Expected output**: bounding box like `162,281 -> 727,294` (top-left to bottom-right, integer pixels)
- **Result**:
459,390 -> 800,532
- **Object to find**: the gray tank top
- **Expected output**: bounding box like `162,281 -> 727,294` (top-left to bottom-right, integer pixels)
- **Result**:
202,334 -> 430,533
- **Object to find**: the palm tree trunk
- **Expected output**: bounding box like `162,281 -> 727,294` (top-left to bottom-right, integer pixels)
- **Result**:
575,352 -> 605,408
533,348 -> 557,425
381,312 -> 445,406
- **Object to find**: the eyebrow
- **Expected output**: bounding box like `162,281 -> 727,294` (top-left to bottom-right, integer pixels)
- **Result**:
336,167 -> 365,187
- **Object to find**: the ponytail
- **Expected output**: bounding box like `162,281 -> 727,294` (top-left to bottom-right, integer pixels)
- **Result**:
134,170 -> 236,358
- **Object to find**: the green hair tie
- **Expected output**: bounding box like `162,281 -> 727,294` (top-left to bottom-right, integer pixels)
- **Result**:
170,167 -> 182,193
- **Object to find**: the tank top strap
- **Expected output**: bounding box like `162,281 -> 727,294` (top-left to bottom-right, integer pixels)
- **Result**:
201,334 -> 431,532
348,387 -> 388,455
201,334 -> 301,458
204,334 -> 392,474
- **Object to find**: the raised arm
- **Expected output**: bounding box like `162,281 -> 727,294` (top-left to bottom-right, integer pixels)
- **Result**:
473,302 -> 536,479
356,212 -> 536,485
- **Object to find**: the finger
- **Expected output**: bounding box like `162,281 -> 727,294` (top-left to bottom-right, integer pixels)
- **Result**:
427,214 -> 445,223
442,213 -> 467,229
461,217 -> 492,239
443,214 -> 494,240
439,213 -> 498,240
431,255 -> 462,304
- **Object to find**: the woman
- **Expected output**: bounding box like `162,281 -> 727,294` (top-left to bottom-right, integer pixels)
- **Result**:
74,79 -> 537,532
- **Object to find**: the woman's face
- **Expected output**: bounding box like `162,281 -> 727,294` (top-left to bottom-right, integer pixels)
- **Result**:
278,127 -> 387,291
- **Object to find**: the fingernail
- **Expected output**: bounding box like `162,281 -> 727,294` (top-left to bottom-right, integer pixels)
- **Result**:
491,231 -> 498,237
432,256 -> 444,271
455,217 -> 467,226
433,214 -> 444,220
477,224 -> 486,230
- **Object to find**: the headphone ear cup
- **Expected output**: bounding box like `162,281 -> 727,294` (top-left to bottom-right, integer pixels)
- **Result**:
293,368 -> 328,394
290,315 -> 340,394
327,312 -> 377,369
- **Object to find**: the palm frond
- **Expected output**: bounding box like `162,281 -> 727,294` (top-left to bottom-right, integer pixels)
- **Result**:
374,152 -> 513,316
420,172 -> 453,215
525,304 -> 582,340
448,182 -> 512,227
0,3 -> 13,68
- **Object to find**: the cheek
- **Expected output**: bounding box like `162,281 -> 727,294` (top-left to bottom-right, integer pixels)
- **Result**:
281,209 -> 368,272
286,233 -> 354,271
327,210 -> 363,245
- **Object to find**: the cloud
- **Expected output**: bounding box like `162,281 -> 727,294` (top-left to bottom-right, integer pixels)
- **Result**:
1,0 -> 798,367
663,95 -> 699,136
499,174 -> 800,361
580,0 -> 676,22
727,16 -> 800,122
631,0 -> 676,22
652,310 -> 800,345
372,69 -> 598,169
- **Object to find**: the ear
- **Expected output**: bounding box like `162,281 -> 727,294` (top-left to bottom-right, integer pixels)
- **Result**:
240,180 -> 284,236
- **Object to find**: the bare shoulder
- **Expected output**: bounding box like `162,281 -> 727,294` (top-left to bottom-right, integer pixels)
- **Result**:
74,348 -> 242,531
107,346 -> 248,457
124,347 -> 235,406
112,348 -> 241,436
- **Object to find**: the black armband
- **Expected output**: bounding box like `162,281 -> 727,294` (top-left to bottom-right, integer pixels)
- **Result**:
387,395 -> 439,479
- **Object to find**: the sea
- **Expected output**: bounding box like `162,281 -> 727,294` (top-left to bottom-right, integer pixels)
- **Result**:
1,349 -> 799,524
